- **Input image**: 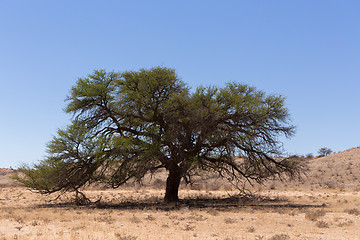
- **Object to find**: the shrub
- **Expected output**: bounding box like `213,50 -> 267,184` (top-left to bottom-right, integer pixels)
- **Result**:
316,220 -> 329,228
305,209 -> 326,221
344,208 -> 360,216
269,233 -> 290,240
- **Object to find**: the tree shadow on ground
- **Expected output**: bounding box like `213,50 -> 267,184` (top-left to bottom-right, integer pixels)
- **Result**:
37,195 -> 326,211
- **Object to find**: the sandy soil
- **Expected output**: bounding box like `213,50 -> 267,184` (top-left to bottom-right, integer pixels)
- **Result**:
0,147 -> 359,239
0,187 -> 359,239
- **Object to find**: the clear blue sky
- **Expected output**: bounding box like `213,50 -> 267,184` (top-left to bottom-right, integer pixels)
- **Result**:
1,1 -> 359,168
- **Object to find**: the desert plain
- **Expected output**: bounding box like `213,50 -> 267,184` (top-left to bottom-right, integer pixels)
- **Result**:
1,147 -> 360,240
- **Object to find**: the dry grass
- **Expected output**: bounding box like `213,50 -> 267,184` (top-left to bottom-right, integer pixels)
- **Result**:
0,186 -> 359,239
1,147 -> 360,239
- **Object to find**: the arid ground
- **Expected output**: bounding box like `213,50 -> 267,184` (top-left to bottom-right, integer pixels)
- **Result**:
1,147 -> 360,239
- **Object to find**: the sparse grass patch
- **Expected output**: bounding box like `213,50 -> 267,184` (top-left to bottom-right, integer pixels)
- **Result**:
188,213 -> 207,221
224,237 -> 237,240
129,214 -> 142,223
72,225 -> 86,231
206,208 -> 219,216
254,235 -> 264,240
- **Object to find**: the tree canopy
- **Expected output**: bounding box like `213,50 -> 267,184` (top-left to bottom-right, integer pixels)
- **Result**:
318,147 -> 333,157
16,67 -> 304,202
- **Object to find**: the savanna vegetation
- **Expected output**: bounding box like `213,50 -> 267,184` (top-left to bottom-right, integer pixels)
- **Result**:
15,67 -> 305,202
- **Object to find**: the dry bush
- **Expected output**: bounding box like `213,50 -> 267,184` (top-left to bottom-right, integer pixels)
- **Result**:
324,181 -> 336,189
145,214 -> 155,221
315,220 -> 329,228
269,233 -> 290,240
344,208 -> 360,216
182,224 -> 195,231
305,209 -> 326,221
224,217 -> 237,224
247,226 -> 255,232
188,213 -> 207,221
94,215 -> 114,224
114,234 -> 138,240
337,219 -> 353,227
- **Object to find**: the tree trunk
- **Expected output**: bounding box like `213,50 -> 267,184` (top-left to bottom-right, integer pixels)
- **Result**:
164,164 -> 182,202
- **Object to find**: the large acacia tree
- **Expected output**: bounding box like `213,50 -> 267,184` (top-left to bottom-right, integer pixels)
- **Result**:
17,67 -> 303,202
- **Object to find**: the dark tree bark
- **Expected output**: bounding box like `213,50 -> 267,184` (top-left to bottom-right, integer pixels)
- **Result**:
164,164 -> 182,202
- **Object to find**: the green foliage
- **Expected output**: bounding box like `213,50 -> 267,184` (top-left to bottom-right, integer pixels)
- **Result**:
15,123 -> 110,193
16,67 -> 304,201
